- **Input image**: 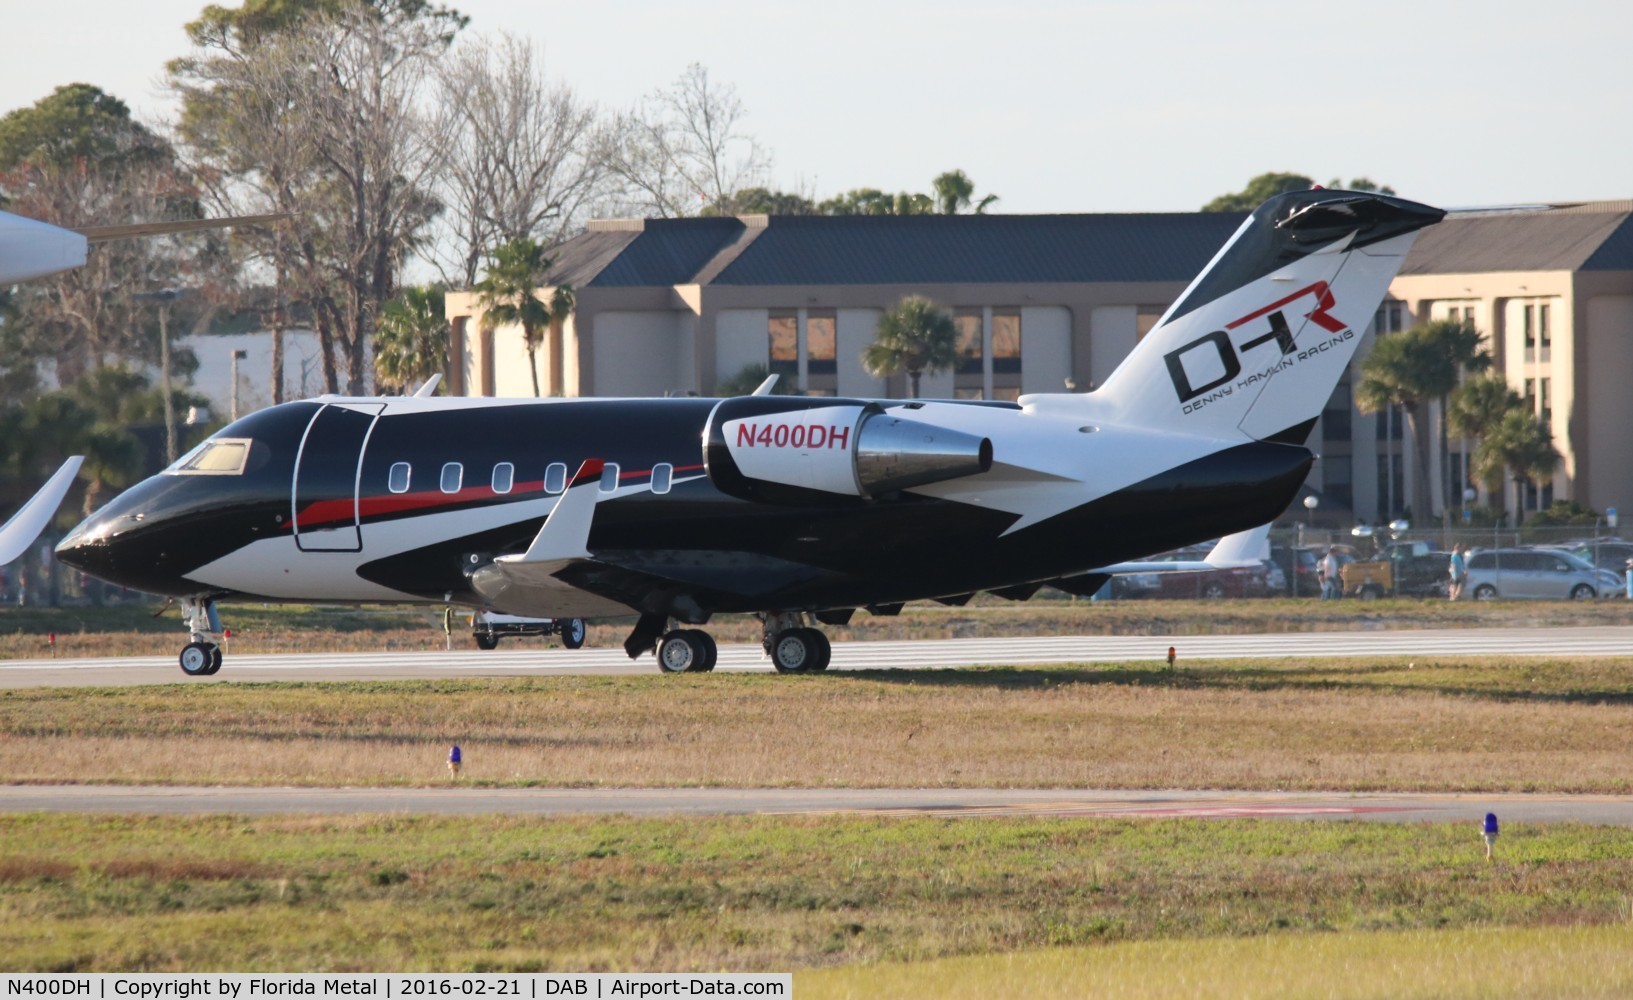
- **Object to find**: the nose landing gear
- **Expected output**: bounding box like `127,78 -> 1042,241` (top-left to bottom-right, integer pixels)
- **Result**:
178,597 -> 224,676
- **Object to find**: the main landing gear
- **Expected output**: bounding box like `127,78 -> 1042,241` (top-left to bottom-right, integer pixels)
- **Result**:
625,611 -> 832,675
177,597 -> 225,677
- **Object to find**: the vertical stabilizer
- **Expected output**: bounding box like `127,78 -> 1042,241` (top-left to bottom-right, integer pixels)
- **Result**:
1095,190 -> 1444,443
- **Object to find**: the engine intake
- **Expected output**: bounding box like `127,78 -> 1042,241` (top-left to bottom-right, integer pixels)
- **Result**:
704,397 -> 993,505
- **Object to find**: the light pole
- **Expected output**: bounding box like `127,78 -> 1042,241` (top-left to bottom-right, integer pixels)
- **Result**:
1299,495 -> 1319,597
134,288 -> 186,464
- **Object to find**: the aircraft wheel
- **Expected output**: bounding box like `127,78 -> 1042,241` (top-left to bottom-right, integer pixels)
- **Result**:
206,645 -> 224,675
656,629 -> 702,673
180,641 -> 217,677
688,630 -> 718,672
474,633 -> 499,651
770,629 -> 818,673
805,629 -> 832,672
560,618 -> 588,649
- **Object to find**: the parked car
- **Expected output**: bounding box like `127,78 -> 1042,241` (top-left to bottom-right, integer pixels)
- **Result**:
1569,540 -> 1633,577
470,611 -> 588,650
1126,547 -> 1278,599
1464,548 -> 1619,600
1271,545 -> 1320,596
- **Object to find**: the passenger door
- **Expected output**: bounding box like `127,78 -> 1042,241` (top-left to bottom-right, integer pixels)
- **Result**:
292,402 -> 386,552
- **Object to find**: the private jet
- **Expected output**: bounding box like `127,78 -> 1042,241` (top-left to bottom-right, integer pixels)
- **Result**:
22,189 -> 1442,675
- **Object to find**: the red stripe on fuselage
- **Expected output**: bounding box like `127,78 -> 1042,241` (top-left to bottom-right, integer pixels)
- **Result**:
290,464 -> 706,531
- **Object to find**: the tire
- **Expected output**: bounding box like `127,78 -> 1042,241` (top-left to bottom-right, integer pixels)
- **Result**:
1571,584 -> 1596,600
179,641 -> 216,677
687,630 -> 718,672
805,629 -> 832,672
560,618 -> 587,649
1358,585 -> 1383,602
656,629 -> 700,673
1473,584 -> 1498,601
206,645 -> 224,675
770,628 -> 817,673
1202,581 -> 1228,600
474,633 -> 499,651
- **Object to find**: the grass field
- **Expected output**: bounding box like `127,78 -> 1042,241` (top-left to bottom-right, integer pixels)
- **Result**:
4,595 -> 1633,659
2,655 -> 1631,791
1,813 -> 1629,973
800,925 -> 1633,999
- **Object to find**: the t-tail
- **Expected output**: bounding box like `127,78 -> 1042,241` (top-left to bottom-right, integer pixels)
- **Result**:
1094,189 -> 1444,444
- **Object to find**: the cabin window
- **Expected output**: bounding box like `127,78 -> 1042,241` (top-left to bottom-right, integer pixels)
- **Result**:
491,462 -> 514,494
651,463 -> 673,495
440,462 -> 463,494
600,463 -> 620,492
168,438 -> 252,476
388,462 -> 411,494
544,462 -> 567,494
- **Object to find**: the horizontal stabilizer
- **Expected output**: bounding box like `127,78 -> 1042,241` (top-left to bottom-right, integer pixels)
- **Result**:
3,457 -> 83,566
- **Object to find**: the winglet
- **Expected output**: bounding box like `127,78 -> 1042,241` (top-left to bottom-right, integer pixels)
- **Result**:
751,374 -> 779,396
515,459 -> 604,563
1,456 -> 84,566
1204,522 -> 1272,568
413,374 -> 442,397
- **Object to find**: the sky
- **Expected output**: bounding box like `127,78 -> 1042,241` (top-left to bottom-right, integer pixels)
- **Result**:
7,0 -> 1632,215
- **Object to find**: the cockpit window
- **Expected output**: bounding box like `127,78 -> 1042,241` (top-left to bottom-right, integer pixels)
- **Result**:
167,438 -> 253,476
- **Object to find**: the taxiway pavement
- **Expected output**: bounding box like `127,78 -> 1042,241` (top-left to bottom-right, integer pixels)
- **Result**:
0,785 -> 1628,825
2,625 -> 1631,688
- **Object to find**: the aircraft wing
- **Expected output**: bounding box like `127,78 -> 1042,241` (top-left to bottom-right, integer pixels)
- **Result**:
1089,522 -> 1273,574
0,457 -> 83,566
74,213 -> 289,243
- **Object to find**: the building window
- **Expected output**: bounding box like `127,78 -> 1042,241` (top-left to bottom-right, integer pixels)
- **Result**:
388,462 -> 411,494
1538,302 -> 1551,360
992,386 -> 1022,402
806,310 -> 836,376
1524,304 -> 1536,354
953,311 -> 982,375
1322,382 -> 1351,443
991,311 -> 1021,374
768,311 -> 798,378
1539,378 -> 1551,426
491,462 -> 514,495
544,462 -> 567,495
440,462 -> 463,494
600,463 -> 620,493
1374,301 -> 1404,334
1524,378 -> 1536,413
651,463 -> 673,495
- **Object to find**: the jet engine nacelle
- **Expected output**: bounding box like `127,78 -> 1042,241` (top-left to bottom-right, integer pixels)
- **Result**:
704,396 -> 993,505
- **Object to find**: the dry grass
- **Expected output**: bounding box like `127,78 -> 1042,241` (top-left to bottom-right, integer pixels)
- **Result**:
3,655 -> 1632,791
5,596 -> 1633,659
1,813 -> 1631,972
799,925 -> 1633,1000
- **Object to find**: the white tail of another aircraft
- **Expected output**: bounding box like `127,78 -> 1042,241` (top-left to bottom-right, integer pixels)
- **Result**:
1094,190 -> 1444,444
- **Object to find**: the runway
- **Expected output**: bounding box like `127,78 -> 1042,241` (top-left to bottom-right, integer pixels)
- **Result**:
1,784 -> 1628,825
1,625 -> 1630,687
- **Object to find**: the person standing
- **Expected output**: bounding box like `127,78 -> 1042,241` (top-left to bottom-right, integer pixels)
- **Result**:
1448,544 -> 1468,601
1319,547 -> 1342,600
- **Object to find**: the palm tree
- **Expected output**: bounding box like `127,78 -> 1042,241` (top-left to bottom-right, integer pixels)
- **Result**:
1473,408 -> 1560,525
1355,319 -> 1490,521
932,170 -> 999,215
1447,375 -> 1522,507
862,296 -> 958,399
373,285 -> 450,395
473,238 -> 553,397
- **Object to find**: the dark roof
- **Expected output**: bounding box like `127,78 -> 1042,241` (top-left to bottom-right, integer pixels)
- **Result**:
548,212 -> 1247,289
1400,204 -> 1633,275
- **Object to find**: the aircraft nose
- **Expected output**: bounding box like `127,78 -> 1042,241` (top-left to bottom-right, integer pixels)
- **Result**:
54,508 -> 129,579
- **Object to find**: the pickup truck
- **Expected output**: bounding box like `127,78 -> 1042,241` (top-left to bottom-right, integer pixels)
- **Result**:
1341,541 -> 1451,599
